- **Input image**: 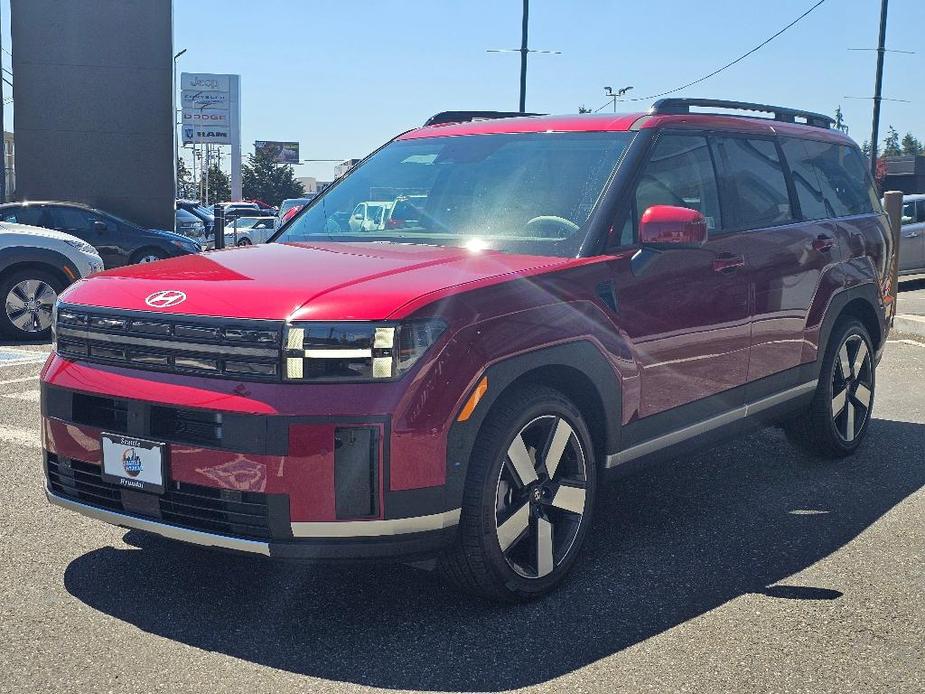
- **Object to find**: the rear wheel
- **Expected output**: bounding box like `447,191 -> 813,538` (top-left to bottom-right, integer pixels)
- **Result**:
784,318 -> 875,458
131,248 -> 166,264
0,268 -> 63,340
439,385 -> 596,602
236,237 -> 252,246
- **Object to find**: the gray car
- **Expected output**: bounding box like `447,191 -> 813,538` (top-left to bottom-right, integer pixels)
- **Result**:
899,194 -> 925,275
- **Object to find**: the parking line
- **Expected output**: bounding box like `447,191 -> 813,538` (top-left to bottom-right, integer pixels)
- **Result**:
2,389 -> 40,402
888,339 -> 925,348
0,375 -> 39,386
0,424 -> 39,449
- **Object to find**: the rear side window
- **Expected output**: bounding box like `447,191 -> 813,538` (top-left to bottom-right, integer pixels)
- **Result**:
902,201 -> 916,225
782,139 -> 877,218
49,207 -> 94,232
779,138 -> 829,220
918,200 -> 925,223
1,206 -> 45,226
633,134 -> 722,233
713,136 -> 793,230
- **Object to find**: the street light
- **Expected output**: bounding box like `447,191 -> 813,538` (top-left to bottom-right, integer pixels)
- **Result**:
604,86 -> 634,112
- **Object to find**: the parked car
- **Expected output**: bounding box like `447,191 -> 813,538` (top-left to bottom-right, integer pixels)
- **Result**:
176,199 -> 216,239
0,202 -> 201,268
246,199 -> 279,216
348,200 -> 393,232
223,216 -> 278,246
214,202 -> 260,223
0,221 -> 102,339
278,196 -> 315,221
897,193 -> 925,275
42,99 -> 893,602
385,194 -> 428,229
175,208 -> 206,241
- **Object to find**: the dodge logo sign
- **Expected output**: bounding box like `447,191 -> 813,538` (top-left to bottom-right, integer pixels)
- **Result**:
145,290 -> 187,308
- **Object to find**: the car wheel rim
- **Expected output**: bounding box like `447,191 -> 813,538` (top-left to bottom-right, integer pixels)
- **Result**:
831,334 -> 873,443
5,279 -> 57,333
237,239 -> 251,246
138,255 -> 160,263
495,414 -> 588,579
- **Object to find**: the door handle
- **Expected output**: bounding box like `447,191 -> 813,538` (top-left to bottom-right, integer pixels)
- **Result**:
712,254 -> 745,274
812,234 -> 836,252
904,231 -> 921,238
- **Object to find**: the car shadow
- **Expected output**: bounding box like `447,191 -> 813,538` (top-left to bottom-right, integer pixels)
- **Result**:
898,275 -> 924,292
63,418 -> 924,691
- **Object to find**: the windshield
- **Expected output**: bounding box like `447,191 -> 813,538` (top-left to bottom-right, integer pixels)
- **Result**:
277,131 -> 633,256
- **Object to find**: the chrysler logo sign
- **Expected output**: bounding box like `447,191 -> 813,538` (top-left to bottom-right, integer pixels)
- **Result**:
145,290 -> 187,308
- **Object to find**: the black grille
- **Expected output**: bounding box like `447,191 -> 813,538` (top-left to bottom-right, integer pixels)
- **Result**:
72,393 -> 128,431
46,454 -> 285,540
55,304 -> 283,382
150,406 -> 222,447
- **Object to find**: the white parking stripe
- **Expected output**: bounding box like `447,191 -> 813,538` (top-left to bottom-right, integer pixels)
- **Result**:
0,375 -> 38,386
2,389 -> 40,402
0,424 -> 40,449
888,338 -> 925,348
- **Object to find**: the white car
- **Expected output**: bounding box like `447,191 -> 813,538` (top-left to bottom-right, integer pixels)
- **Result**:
348,201 -> 394,232
0,221 -> 103,339
223,216 -> 278,246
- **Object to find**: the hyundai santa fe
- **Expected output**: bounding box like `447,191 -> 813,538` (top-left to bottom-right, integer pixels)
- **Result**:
41,99 -> 894,601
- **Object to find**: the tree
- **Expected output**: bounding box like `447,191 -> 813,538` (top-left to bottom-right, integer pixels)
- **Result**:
200,163 -> 230,205
861,140 -> 871,158
176,157 -> 197,199
577,105 -> 592,114
833,105 -> 847,133
901,132 -> 923,156
242,148 -> 305,207
882,126 -> 901,157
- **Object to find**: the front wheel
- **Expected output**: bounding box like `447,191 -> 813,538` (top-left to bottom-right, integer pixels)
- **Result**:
784,318 -> 875,458
439,385 -> 597,602
131,248 -> 167,264
0,269 -> 64,340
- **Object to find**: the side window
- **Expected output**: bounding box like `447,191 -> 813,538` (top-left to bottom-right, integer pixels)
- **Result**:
632,134 -> 721,235
796,141 -> 876,218
780,138 -> 829,220
902,202 -> 916,225
1,206 -> 46,226
713,136 -> 793,230
917,200 -> 925,223
49,207 -> 93,232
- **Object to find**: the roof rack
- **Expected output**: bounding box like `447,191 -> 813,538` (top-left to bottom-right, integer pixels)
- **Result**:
423,110 -> 544,127
649,98 -> 835,129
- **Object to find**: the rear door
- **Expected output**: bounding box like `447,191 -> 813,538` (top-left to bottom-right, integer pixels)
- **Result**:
715,134 -> 831,386
611,131 -> 751,421
900,199 -> 925,272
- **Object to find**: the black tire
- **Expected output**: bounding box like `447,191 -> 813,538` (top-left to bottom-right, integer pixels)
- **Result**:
130,248 -> 167,265
0,268 -> 64,340
236,237 -> 252,246
438,385 -> 597,602
784,318 -> 875,458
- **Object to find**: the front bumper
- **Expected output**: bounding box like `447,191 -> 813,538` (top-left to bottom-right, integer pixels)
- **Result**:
45,485 -> 458,560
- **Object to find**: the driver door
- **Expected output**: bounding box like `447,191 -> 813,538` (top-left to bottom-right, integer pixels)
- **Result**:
610,132 -> 751,427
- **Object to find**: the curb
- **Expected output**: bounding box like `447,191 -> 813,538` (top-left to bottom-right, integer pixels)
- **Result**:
893,314 -> 925,338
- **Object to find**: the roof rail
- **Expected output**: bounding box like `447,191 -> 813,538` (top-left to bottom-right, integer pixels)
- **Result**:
423,110 -> 544,127
649,98 -> 835,129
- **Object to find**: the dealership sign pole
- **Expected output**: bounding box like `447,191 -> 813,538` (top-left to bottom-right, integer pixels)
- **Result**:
180,72 -> 242,201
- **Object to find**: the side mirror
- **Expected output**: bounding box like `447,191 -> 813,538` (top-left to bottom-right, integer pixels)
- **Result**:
91,220 -> 108,233
639,205 -> 708,249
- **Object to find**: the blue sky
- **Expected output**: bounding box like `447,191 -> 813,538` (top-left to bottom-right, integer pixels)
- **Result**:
5,1 -> 924,182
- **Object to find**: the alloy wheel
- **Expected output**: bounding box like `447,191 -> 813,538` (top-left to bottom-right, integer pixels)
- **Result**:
495,414 -> 588,579
831,333 -> 873,443
137,254 -> 162,263
5,279 -> 57,333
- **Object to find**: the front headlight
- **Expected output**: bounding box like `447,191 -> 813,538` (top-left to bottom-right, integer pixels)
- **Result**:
64,238 -> 97,254
282,320 -> 446,381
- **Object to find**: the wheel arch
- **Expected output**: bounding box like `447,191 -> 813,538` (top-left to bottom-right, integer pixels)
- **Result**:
445,341 -> 621,510
0,247 -> 79,289
815,283 -> 885,378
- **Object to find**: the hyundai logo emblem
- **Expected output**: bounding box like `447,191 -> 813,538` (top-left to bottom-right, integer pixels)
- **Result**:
145,290 -> 187,308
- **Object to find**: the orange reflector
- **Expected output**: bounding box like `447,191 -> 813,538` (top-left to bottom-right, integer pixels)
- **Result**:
62,265 -> 77,282
457,376 -> 488,422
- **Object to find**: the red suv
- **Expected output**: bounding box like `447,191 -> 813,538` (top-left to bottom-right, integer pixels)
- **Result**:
42,99 -> 894,601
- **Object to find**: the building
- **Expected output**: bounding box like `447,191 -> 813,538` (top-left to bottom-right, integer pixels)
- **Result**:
296,176 -> 318,193
883,155 -> 925,195
3,131 -> 14,200
334,158 -> 361,179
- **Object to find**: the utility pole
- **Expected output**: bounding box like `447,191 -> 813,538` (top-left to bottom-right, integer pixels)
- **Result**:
0,2 -> 6,204
487,1 -> 559,113
519,0 -> 528,113
869,0 -> 889,180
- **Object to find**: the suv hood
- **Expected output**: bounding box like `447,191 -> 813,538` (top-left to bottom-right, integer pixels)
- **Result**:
60,241 -> 585,320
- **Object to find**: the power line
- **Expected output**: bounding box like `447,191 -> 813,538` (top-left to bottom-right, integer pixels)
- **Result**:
594,0 -> 828,112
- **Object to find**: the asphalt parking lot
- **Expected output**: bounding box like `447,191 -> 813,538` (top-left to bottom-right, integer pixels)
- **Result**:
0,335 -> 922,694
